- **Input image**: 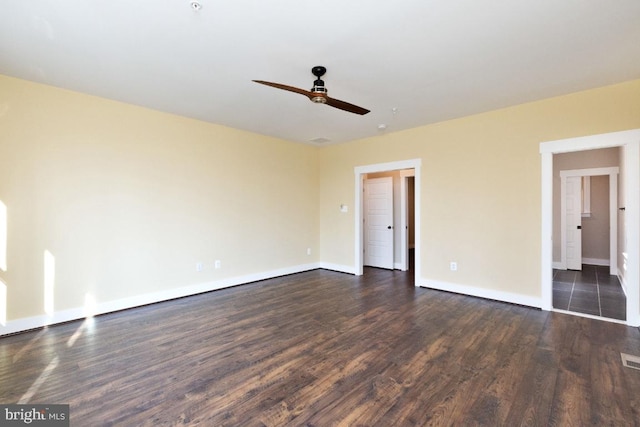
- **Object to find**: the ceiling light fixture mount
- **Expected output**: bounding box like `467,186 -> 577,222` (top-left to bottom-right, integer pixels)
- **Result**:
310,137 -> 330,144
190,1 -> 202,11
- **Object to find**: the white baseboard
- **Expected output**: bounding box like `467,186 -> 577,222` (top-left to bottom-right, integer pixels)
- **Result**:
418,278 -> 542,309
394,262 -> 411,271
318,262 -> 355,275
618,272 -> 628,297
553,259 -> 611,269
552,308 -> 628,325
582,257 -> 610,266
0,263 -> 322,336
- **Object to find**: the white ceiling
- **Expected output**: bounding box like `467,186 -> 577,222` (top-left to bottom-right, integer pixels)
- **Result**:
1,1 -> 639,145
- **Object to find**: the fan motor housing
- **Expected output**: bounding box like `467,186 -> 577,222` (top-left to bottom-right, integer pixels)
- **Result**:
311,76 -> 328,103
310,65 -> 328,102
311,93 -> 327,104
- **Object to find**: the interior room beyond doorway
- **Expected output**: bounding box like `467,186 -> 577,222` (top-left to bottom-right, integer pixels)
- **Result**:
541,129 -> 640,328
362,169 -> 415,272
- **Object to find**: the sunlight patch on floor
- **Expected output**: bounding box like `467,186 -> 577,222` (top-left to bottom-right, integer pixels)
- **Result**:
18,355 -> 59,404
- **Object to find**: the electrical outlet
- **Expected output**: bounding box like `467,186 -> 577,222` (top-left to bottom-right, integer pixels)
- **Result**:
307,248 -> 311,255
450,262 -> 457,271
215,260 -> 221,269
196,262 -> 203,272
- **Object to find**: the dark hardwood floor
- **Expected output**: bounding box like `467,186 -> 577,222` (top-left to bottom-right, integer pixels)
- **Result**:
2,267 -> 640,426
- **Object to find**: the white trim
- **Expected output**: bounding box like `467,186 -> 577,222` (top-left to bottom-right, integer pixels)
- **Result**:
623,140 -> 640,327
318,262 -> 356,275
420,279 -> 542,309
355,159 -> 422,282
355,159 -> 421,175
0,263 -> 322,336
540,129 -> 640,327
541,151 -> 554,310
582,176 -> 591,215
618,272 -> 628,297
582,258 -> 610,267
559,167 -> 618,274
399,169 -> 415,272
552,308 -> 627,325
559,167 -> 619,178
541,129 -> 638,154
559,173 -> 567,270
609,172 -> 619,274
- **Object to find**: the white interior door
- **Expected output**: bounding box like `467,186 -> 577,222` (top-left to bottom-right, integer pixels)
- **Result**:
364,177 -> 394,269
566,176 -> 583,270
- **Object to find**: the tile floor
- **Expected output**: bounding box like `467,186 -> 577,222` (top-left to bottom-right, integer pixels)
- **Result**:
552,265 -> 626,321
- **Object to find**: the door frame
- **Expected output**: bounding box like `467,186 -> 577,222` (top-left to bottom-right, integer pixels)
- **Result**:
540,129 -> 640,327
559,167 -> 618,274
399,169 -> 415,271
354,159 -> 422,283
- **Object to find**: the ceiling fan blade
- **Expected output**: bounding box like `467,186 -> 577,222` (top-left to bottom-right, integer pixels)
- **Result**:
325,96 -> 370,115
252,80 -> 313,99
253,77 -> 370,115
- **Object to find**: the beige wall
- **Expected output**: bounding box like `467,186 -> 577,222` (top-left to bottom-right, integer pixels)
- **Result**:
2,74 -> 640,328
319,79 -> 640,299
582,175 -> 610,261
0,75 -> 319,323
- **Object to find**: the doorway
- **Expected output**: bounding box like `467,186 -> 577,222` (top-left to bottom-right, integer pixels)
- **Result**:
354,159 -> 422,283
362,170 -> 416,271
540,129 -> 640,326
559,167 -> 618,274
555,166 -> 624,321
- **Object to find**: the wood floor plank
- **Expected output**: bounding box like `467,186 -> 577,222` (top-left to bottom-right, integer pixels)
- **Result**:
2,267 -> 640,425
547,316 -> 593,426
502,317 -> 559,426
459,308 -> 545,425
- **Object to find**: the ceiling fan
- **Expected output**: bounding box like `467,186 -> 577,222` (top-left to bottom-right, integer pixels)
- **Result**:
253,66 -> 370,115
